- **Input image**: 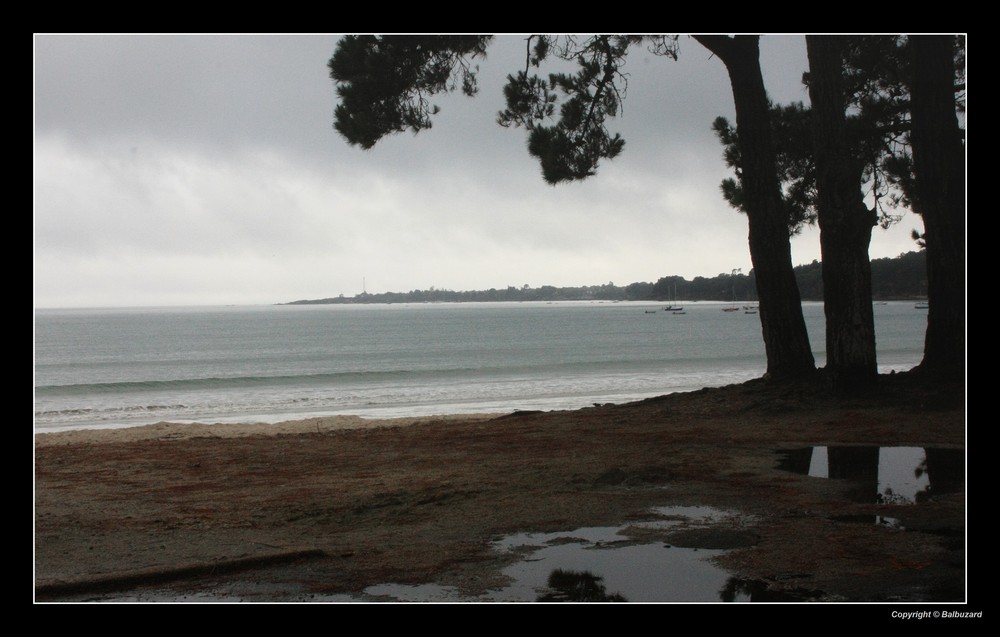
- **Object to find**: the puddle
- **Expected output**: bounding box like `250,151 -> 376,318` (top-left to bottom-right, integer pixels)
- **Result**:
536,569 -> 627,601
490,526 -> 731,602
348,506 -> 812,602
360,582 -> 469,602
777,446 -> 963,504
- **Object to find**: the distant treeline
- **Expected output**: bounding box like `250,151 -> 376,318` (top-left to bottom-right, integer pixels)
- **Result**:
285,251 -> 927,305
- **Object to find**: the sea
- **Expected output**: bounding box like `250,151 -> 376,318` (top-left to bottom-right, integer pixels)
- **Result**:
33,301 -> 928,433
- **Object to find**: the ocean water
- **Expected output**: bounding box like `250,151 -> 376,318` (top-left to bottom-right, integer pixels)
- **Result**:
33,301 -> 927,432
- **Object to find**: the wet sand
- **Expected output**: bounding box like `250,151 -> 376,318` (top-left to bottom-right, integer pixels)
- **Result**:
34,374 -> 967,603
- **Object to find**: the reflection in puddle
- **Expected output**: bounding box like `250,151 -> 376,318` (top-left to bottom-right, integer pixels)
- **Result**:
777,446 -> 963,504
536,569 -> 627,602
492,525 -> 731,602
354,506 -> 805,602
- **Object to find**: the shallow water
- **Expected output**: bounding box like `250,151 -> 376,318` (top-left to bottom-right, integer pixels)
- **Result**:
341,506 -> 787,602
777,446 -> 964,504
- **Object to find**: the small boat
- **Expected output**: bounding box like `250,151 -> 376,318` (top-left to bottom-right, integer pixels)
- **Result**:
722,306 -> 740,312
914,302 -> 929,309
744,309 -> 758,314
672,310 -> 686,315
644,310 -> 658,314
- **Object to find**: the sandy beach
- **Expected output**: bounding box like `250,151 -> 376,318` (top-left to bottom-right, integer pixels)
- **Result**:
34,373 -> 967,603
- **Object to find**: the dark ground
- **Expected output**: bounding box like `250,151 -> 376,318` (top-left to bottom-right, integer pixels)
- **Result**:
34,373 -> 969,604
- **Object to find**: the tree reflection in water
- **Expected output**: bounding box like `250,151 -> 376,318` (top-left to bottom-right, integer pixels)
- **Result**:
536,569 -> 627,602
777,446 -> 963,504
915,448 -> 964,503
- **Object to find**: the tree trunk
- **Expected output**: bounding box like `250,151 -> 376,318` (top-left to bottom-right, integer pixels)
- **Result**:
805,36 -> 879,391
694,35 -> 815,378
909,36 -> 965,380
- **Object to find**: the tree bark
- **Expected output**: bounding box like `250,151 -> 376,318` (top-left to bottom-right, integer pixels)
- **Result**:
805,36 -> 879,391
908,36 -> 965,380
694,35 -> 815,378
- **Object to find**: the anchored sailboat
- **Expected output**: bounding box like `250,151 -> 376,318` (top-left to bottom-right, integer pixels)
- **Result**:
663,283 -> 683,312
722,268 -> 740,312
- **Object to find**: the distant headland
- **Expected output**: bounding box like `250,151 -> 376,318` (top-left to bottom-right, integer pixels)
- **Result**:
284,251 -> 927,305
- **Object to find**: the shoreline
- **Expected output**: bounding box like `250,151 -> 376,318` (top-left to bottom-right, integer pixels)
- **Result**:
35,376 -> 968,603
32,363 -> 919,436
33,379 -> 752,435
34,412 -> 504,447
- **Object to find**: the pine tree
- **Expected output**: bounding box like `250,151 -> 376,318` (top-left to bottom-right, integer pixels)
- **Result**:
908,35 -> 966,380
711,35 -> 965,390
805,35 -> 879,390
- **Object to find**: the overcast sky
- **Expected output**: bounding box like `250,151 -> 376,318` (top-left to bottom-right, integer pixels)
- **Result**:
34,34 -> 924,308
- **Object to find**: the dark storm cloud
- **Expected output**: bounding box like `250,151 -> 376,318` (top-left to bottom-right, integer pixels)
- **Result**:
34,34 -> 922,308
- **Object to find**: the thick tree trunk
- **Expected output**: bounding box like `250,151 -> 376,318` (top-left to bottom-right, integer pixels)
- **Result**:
694,35 -> 815,378
805,36 -> 878,391
909,36 -> 965,380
